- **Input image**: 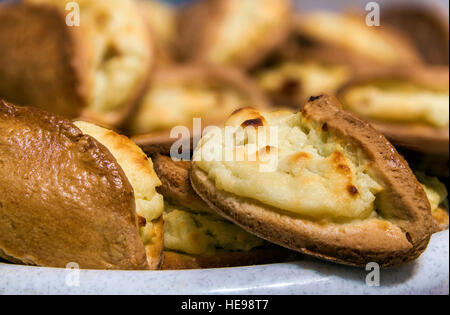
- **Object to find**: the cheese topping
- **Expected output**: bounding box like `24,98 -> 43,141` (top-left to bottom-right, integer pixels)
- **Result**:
342,83 -> 450,127
74,121 -> 164,245
131,82 -> 249,135
299,12 -> 415,64
416,172 -> 448,213
164,203 -> 265,255
193,108 -> 384,221
28,0 -> 151,114
207,0 -> 289,65
256,62 -> 350,101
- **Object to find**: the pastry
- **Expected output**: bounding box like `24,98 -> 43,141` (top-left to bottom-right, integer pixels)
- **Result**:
293,12 -> 423,67
0,100 -> 164,270
337,66 -> 449,157
383,4 -> 449,65
130,65 -> 269,155
190,95 -> 434,267
152,154 -> 297,270
0,0 -> 153,127
177,0 -> 292,69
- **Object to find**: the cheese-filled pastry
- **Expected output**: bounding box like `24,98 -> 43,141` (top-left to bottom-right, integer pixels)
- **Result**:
190,95 -> 434,267
338,66 -> 449,157
383,4 -> 449,65
152,154 -> 297,270
293,12 -> 422,67
130,65 -> 269,155
0,0 -> 153,127
0,100 -> 164,270
177,0 -> 292,69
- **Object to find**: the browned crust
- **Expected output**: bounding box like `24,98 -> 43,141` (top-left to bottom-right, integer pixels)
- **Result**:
177,0 -> 292,69
383,5 -> 450,65
153,154 -> 211,213
291,13 -> 423,67
0,3 -> 89,118
161,248 -> 299,270
191,95 -> 433,268
337,66 -> 450,157
130,64 -> 270,155
0,101 -> 149,270
146,216 -> 165,270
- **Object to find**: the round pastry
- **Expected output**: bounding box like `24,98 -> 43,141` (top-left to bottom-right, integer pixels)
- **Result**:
0,0 -> 153,127
0,100 -> 164,270
152,154 -> 297,270
292,12 -> 423,67
190,95 -> 434,268
383,4 -> 449,65
337,66 -> 449,157
177,0 -> 292,69
130,65 -> 270,156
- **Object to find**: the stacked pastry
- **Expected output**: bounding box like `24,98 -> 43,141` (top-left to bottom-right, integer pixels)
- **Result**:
0,0 -> 448,270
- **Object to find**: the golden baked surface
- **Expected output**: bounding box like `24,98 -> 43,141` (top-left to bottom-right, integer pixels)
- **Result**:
341,82 -> 449,127
256,62 -> 350,106
191,95 -> 434,267
0,101 -> 148,269
27,0 -> 152,114
74,121 -> 164,245
297,12 -> 421,65
193,108 -> 384,221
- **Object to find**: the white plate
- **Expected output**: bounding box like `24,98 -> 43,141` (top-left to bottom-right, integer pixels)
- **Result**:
0,230 -> 448,295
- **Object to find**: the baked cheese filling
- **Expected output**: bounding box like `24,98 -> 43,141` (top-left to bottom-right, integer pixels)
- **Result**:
193,109 -> 384,221
74,121 -> 164,246
131,82 -> 249,135
341,84 -> 450,128
416,172 -> 448,214
207,0 -> 288,64
163,203 -> 266,255
299,12 -> 411,64
256,62 -> 350,100
28,0 -> 150,114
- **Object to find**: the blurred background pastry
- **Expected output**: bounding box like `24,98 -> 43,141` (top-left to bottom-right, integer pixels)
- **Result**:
0,0 -> 154,128
177,0 -> 292,69
130,65 -> 269,155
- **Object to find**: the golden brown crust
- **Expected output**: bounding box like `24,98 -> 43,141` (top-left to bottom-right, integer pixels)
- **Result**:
161,248 -> 299,270
0,101 -> 149,270
153,154 -> 211,213
131,65 -> 270,155
177,0 -> 291,69
337,66 -> 450,157
0,3 -> 89,118
191,95 -> 433,267
146,216 -> 165,270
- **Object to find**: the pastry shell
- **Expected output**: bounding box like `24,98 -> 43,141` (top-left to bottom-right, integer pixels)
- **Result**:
0,100 -> 161,270
190,95 -> 434,267
152,154 -> 298,270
